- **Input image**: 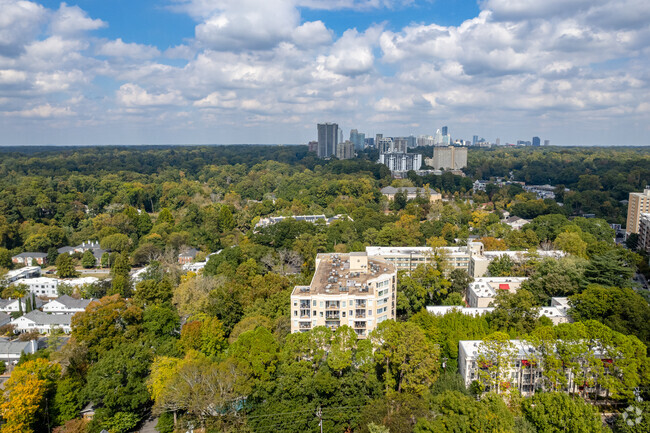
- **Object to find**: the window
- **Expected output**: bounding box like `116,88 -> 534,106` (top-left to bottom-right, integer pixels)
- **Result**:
320,312 -> 323,317
294,311 -> 297,317
313,300 -> 317,306
368,310 -> 372,316
342,312 -> 346,318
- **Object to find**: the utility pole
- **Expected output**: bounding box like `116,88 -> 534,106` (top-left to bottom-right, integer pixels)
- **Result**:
316,406 -> 323,433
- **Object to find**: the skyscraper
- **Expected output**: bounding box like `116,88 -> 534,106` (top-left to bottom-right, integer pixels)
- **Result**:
472,135 -> 478,146
350,129 -> 365,151
441,126 -> 448,136
532,136 -> 541,147
317,123 -> 339,158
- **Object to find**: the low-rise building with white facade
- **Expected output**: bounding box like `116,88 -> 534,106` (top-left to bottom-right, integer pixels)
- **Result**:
0,339 -> 38,364
380,186 -> 442,203
42,295 -> 94,315
12,310 -> 72,334
3,266 -> 41,283
11,277 -> 100,298
290,252 -> 396,338
427,297 -> 570,324
467,277 -> 528,308
0,298 -> 44,314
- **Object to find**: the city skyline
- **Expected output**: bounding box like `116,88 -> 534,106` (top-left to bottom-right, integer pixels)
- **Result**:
1,0 -> 649,146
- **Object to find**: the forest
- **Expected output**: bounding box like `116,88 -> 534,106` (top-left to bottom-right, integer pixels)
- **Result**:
1,145 -> 650,433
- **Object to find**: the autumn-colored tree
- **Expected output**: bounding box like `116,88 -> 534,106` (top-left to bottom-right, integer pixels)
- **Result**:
0,359 -> 61,433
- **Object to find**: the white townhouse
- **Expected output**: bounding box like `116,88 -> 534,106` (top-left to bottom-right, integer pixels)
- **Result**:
0,298 -> 44,313
43,295 -> 94,315
12,310 -> 72,334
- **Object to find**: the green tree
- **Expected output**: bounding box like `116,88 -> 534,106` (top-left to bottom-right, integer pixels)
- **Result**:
487,254 -> 516,277
0,247 -> 12,269
584,249 -> 635,288
370,320 -> 439,396
56,253 -> 78,278
489,289 -> 540,335
134,278 -> 173,306
554,231 -> 588,258
449,268 -> 472,295
522,392 -> 603,433
414,391 -> 514,433
81,250 -> 96,268
476,331 -> 516,394
100,233 -> 132,253
522,256 -> 587,304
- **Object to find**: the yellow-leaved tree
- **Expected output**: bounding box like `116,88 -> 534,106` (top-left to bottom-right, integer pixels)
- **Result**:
0,358 -> 61,433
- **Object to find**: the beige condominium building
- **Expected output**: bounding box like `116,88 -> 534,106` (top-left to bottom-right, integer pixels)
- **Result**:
290,252 -> 396,338
626,188 -> 650,235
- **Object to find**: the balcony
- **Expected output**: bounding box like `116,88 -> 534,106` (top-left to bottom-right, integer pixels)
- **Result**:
354,321 -> 366,329
355,300 -> 366,308
355,310 -> 366,318
325,312 -> 340,320
299,301 -> 311,309
325,302 -> 340,310
299,310 -> 311,319
299,322 -> 311,329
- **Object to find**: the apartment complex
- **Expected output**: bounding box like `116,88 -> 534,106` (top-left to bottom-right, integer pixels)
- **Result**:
626,188 -> 650,235
638,212 -> 650,252
380,186 -> 442,203
365,242 -> 487,276
290,252 -> 396,338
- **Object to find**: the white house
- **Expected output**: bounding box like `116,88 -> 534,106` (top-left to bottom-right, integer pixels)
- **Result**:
0,298 -> 44,313
12,310 -> 72,334
0,339 -> 38,364
503,216 -> 530,230
43,295 -> 94,315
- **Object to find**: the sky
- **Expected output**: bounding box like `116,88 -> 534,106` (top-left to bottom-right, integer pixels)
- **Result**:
0,0 -> 649,146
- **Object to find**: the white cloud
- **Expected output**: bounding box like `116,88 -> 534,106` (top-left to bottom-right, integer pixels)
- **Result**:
323,28 -> 378,76
194,0 -> 299,50
292,21 -> 332,48
50,2 -> 106,36
6,103 -> 75,118
97,39 -> 161,59
0,0 -> 47,57
0,69 -> 27,85
117,83 -> 184,107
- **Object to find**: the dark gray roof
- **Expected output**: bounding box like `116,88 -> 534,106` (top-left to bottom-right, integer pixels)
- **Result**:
13,252 -> 47,258
22,310 -> 72,326
0,340 -> 33,355
57,246 -> 75,254
49,295 -> 93,310
179,248 -> 200,258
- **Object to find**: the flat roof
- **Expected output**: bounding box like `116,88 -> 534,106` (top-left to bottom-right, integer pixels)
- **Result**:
292,253 -> 395,297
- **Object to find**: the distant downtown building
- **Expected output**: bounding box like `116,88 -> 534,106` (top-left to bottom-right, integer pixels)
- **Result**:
378,152 -> 422,173
290,252 -> 396,338
317,123 -> 339,158
626,187 -> 650,235
532,136 -> 541,147
350,129 -> 365,151
336,140 -> 354,160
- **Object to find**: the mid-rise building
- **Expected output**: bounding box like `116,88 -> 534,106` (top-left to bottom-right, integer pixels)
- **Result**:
417,135 -> 434,147
467,277 -> 527,308
308,141 -> 318,152
317,123 -> 339,158
336,140 -> 354,160
427,146 -> 468,170
637,213 -> 650,252
377,137 -> 394,154
544,140 -> 550,146
532,136 -> 541,147
626,188 -> 650,235
290,253 -> 396,338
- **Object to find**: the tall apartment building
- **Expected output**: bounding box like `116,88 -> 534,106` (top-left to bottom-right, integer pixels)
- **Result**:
336,140 -> 354,160
378,152 -> 422,173
637,213 -> 650,252
626,188 -> 650,235
290,253 -> 397,338
377,137 -> 394,154
317,123 -> 339,158
532,136 -> 541,147
428,146 -> 468,170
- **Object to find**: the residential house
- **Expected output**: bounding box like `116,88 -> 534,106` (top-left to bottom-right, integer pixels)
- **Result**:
42,295 -> 94,315
11,252 -> 47,266
0,298 -> 44,314
0,339 -> 38,364
58,240 -> 108,262
178,248 -> 200,264
503,216 -> 530,230
12,310 -> 72,334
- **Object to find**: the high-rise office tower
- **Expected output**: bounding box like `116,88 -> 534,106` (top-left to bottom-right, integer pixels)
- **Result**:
434,129 -> 443,145
472,135 -> 478,146
442,126 -> 448,136
350,129 -> 365,151
317,123 -> 339,158
544,140 -> 550,146
532,136 -> 541,147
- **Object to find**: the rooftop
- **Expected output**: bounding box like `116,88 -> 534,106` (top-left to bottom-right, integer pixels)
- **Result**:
46,295 -> 94,309
19,310 -> 72,326
469,277 -> 528,298
292,253 -> 395,297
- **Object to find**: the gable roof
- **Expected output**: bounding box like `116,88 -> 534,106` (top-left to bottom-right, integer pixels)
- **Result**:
12,252 -> 47,259
19,310 -> 72,326
47,295 -> 93,310
0,340 -> 33,355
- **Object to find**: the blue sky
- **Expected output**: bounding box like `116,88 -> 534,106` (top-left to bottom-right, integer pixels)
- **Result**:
0,0 -> 649,145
